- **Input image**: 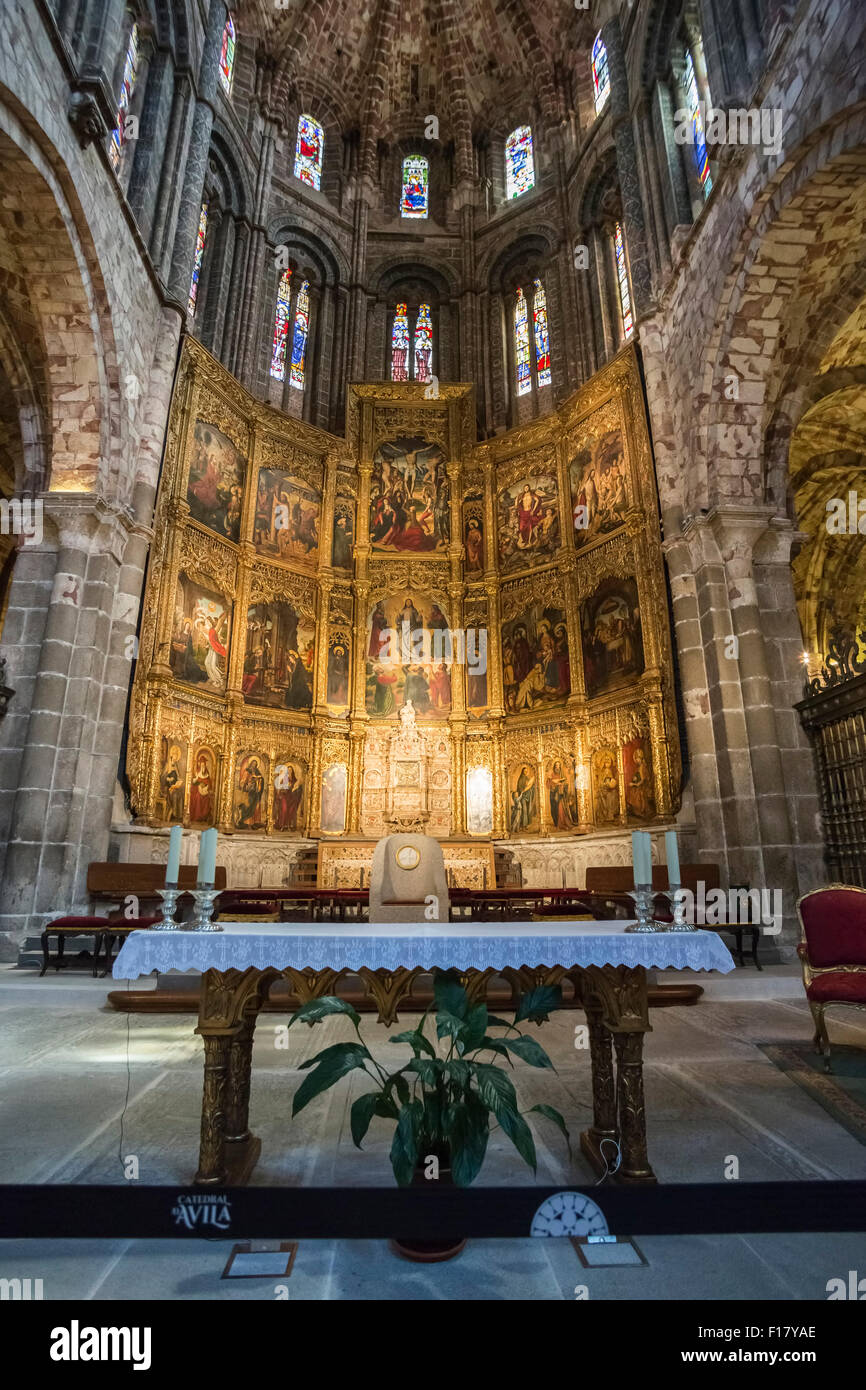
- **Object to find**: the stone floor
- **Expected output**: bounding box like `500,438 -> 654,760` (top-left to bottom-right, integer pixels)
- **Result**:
0,965 -> 864,1300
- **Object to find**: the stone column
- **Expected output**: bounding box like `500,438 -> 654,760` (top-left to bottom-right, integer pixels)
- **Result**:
166,0 -> 227,307
67,0 -> 128,142
126,45 -> 176,245
600,16 -> 652,317
0,498 -> 133,938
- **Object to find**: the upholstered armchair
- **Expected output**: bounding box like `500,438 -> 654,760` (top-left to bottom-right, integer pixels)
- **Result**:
797,886 -> 866,1071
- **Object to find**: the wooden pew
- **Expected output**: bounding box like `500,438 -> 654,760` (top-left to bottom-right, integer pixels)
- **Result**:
86,861 -> 227,913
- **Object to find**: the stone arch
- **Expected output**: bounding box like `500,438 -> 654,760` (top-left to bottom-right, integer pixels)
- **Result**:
0,106 -> 120,496
695,112 -> 866,517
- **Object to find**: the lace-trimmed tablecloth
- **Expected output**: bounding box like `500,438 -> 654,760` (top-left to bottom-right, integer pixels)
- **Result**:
112,920 -> 735,978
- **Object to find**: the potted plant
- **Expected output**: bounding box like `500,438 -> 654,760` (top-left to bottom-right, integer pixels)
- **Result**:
289,973 -> 571,1260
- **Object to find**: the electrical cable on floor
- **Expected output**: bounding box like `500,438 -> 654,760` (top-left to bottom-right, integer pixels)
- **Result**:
117,980 -> 133,1178
596,1136 -> 621,1185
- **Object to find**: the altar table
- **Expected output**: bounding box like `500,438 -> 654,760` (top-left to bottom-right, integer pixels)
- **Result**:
113,923 -> 734,1189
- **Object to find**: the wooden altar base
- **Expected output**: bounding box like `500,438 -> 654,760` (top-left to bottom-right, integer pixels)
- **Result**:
107,979 -> 702,1013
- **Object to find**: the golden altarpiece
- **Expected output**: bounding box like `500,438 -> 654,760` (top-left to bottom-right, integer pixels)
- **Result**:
126,337 -> 681,884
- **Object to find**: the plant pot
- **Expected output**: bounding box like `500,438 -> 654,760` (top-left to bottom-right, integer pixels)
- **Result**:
391,1155 -> 467,1263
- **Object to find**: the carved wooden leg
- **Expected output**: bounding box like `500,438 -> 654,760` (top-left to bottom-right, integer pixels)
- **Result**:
225,1015 -> 256,1144
195,1033 -> 232,1186
284,967 -> 348,1016
357,967 -> 423,1026
580,989 -> 618,1175
194,967 -> 276,1186
613,1029 -> 656,1184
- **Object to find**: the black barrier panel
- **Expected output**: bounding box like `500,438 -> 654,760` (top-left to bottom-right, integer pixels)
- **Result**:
1,1181 -> 865,1241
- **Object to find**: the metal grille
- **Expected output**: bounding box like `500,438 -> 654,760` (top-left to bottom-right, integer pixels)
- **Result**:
797,674 -> 866,887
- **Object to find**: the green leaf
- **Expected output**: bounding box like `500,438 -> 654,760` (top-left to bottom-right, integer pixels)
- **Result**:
514,985 -> 563,1025
407,1057 -> 441,1087
501,1035 -> 555,1070
297,1040 -> 373,1072
388,1028 -> 436,1059
288,996 -> 361,1029
528,1103 -> 572,1152
497,1106 -> 537,1173
292,1043 -> 370,1116
486,1015 -> 516,1030
444,1059 -> 470,1088
461,1002 -> 488,1053
436,1009 -> 468,1044
350,1091 -> 381,1148
390,1099 -> 423,1186
433,972 -> 469,1020
386,1067 -> 414,1100
473,1063 -> 518,1117
476,1037 -> 513,1064
374,1093 -> 399,1120
444,1094 -> 489,1186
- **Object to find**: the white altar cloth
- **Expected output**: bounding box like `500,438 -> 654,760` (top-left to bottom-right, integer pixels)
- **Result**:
112,921 -> 735,978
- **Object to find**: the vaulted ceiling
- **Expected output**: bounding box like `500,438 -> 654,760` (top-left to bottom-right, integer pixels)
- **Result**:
236,0 -> 595,143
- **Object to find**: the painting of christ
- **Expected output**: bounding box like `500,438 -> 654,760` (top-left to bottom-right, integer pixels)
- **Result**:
365,592 -> 452,719
170,575 -> 231,693
570,427 -> 629,550
580,577 -> 644,699
370,437 -> 450,553
243,601 -> 315,710
501,603 -> 570,712
497,474 -> 560,574
187,421 -> 246,542
253,467 -> 321,565
464,514 -> 484,574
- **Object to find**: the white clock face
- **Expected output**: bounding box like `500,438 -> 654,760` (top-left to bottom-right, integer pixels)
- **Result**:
395,844 -> 421,870
530,1192 -> 609,1239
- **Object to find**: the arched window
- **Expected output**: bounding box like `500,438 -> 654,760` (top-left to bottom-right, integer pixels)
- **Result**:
391,304 -> 410,381
532,280 -> 551,388
219,15 -> 236,96
682,46 -> 712,194
413,304 -> 433,382
401,156 -> 429,218
109,22 -> 140,171
613,223 -> 634,339
592,34 -> 611,114
294,115 -> 324,191
290,281 -> 311,391
514,287 -> 532,395
505,125 -> 535,200
188,202 -> 209,315
270,269 -> 292,380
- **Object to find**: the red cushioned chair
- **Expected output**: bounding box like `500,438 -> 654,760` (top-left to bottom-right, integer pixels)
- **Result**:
797,885 -> 866,1071
98,915 -> 162,976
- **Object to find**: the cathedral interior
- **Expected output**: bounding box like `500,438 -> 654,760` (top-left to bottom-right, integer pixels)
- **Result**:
0,0 -> 865,1311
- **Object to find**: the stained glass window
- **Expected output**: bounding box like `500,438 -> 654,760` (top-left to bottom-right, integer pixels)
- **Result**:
290,280 -> 310,391
187,202 -> 209,315
270,269 -> 292,380
219,15 -> 236,96
683,47 -> 712,194
391,304 -> 410,382
413,304 -> 433,382
109,23 -> 140,171
514,287 -> 531,396
592,34 -> 610,114
401,156 -> 429,218
294,114 -> 324,191
532,279 -> 551,389
614,222 -> 634,339
505,125 -> 535,200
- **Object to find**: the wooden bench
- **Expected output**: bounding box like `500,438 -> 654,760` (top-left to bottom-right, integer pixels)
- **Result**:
86,862 -> 227,913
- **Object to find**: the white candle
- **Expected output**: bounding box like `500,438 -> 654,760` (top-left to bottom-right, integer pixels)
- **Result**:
632,830 -> 652,886
165,824 -> 182,887
665,830 -> 681,887
197,827 -> 218,887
